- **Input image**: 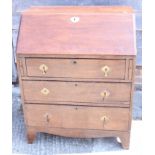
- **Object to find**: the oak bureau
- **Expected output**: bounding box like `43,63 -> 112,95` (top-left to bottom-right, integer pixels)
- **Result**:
16,6 -> 136,149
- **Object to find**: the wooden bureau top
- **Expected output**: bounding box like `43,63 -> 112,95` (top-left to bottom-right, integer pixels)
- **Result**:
17,6 -> 136,56
22,6 -> 134,14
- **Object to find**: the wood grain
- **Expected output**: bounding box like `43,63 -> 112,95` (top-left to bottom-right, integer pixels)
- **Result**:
26,58 -> 126,80
26,125 -> 130,149
25,104 -> 129,131
17,7 -> 136,55
16,6 -> 136,148
22,81 -> 131,103
23,6 -> 134,14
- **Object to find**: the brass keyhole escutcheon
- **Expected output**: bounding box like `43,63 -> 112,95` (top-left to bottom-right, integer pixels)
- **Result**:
101,66 -> 110,77
100,116 -> 109,127
41,88 -> 50,95
100,90 -> 110,100
39,64 -> 48,74
70,16 -> 80,23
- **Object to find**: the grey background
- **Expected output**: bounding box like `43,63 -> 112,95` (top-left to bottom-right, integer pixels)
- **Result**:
12,0 -> 142,154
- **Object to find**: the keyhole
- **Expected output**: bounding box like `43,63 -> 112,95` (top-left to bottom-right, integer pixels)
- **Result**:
70,17 -> 80,23
103,92 -> 107,100
104,92 -> 106,96
102,119 -> 106,128
73,60 -> 77,64
43,66 -> 46,73
43,66 -> 45,70
46,115 -> 49,122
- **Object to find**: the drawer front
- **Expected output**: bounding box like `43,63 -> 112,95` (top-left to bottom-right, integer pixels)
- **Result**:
23,81 -> 131,103
26,58 -> 126,80
25,104 -> 129,131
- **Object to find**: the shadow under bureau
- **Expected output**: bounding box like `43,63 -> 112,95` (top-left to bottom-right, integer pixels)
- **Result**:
16,6 -> 136,149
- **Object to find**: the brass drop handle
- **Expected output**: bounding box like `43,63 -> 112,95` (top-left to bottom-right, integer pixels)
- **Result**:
41,88 -> 50,95
39,64 -> 48,74
44,113 -> 50,123
101,66 -> 110,77
100,90 -> 110,100
100,116 -> 109,127
70,16 -> 80,23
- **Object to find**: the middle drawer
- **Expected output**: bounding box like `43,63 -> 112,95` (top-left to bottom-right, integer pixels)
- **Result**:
22,81 -> 131,104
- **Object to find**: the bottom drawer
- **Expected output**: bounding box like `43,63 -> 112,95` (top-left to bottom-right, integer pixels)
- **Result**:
25,104 -> 129,131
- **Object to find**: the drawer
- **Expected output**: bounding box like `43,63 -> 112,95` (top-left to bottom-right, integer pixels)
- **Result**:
22,81 -> 131,103
26,58 -> 126,80
25,104 -> 129,131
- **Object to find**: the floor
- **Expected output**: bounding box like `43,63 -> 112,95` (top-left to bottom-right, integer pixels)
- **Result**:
12,119 -> 143,155
12,85 -> 142,155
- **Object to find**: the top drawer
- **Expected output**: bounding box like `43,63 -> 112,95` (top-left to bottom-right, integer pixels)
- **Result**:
25,58 -> 126,80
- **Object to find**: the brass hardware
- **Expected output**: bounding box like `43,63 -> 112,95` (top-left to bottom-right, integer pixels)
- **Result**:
100,116 -> 109,127
70,16 -> 80,23
44,113 -> 50,123
39,64 -> 48,74
100,116 -> 109,122
41,88 -> 50,95
101,66 -> 110,77
100,90 -> 110,99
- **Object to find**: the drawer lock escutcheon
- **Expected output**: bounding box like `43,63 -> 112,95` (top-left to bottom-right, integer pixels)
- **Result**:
70,16 -> 80,23
41,88 -> 50,95
100,116 -> 109,127
101,66 -> 110,77
39,64 -> 48,74
100,90 -> 110,100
